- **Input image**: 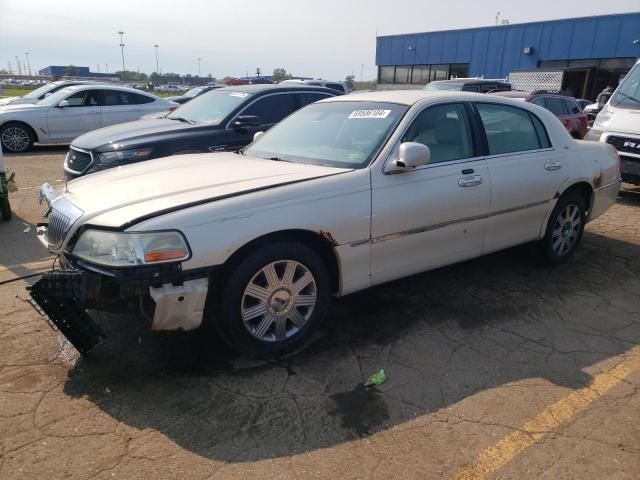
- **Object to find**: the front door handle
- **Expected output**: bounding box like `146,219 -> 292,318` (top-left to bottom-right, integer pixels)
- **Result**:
458,175 -> 483,187
544,161 -> 562,171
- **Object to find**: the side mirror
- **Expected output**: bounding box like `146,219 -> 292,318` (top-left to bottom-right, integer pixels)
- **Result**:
232,115 -> 261,128
253,131 -> 265,142
57,100 -> 70,108
386,142 -> 430,173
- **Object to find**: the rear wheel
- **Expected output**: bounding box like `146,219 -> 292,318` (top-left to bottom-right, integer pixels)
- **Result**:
0,122 -> 35,153
540,193 -> 586,264
209,241 -> 330,358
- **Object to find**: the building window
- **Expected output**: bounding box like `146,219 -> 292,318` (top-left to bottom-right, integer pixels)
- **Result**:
395,66 -> 411,84
411,65 -> 431,84
379,66 -> 395,84
430,65 -> 449,82
378,63 -> 470,85
450,64 -> 469,79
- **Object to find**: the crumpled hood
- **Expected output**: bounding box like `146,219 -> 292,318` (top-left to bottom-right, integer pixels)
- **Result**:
61,152 -> 350,228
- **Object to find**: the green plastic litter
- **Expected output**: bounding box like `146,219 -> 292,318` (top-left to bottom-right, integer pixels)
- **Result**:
365,369 -> 386,387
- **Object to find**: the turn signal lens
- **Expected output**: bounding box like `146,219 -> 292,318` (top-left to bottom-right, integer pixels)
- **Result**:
144,248 -> 189,263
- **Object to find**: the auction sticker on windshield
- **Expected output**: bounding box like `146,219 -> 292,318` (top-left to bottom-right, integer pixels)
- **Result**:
348,109 -> 392,119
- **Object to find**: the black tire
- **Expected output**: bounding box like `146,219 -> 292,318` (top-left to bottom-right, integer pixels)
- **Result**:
208,241 -> 330,358
0,197 -> 11,221
540,192 -> 586,265
0,122 -> 35,153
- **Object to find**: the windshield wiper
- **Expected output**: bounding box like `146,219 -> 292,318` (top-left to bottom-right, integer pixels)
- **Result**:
167,116 -> 195,125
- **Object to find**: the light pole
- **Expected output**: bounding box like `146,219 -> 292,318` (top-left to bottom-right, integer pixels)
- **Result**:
117,31 -> 126,81
24,52 -> 31,76
154,44 -> 160,74
197,57 -> 202,76
360,63 -> 364,82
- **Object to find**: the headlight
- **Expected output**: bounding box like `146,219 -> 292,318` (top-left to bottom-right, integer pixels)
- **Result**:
97,148 -> 153,164
72,230 -> 190,267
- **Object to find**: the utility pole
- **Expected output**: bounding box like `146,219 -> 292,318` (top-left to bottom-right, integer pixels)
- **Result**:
198,57 -> 202,76
154,44 -> 159,73
360,64 -> 364,82
117,31 -> 126,81
24,52 -> 31,76
15,57 -> 22,76
7,61 -> 12,75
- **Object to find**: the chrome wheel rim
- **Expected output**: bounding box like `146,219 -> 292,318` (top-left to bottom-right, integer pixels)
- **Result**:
552,204 -> 581,256
241,260 -> 317,342
1,127 -> 29,152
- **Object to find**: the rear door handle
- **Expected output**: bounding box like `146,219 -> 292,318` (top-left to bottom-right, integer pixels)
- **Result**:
458,175 -> 483,187
544,161 -> 562,171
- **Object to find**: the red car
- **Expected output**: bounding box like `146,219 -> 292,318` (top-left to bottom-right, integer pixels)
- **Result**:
490,91 -> 589,139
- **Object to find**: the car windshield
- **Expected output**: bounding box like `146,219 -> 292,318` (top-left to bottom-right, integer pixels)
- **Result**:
22,83 -> 61,99
611,63 -> 640,110
37,87 -> 76,106
424,83 -> 464,91
184,87 -> 206,98
243,101 -> 407,169
166,90 -> 252,124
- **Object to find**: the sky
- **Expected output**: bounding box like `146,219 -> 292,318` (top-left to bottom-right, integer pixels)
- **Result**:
0,0 -> 638,81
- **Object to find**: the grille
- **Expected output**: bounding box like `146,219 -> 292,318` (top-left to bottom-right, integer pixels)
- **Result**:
606,135 -> 640,156
46,209 -> 72,246
65,148 -> 93,174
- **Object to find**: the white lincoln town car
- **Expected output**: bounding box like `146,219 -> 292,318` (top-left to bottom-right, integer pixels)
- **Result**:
31,91 -> 621,357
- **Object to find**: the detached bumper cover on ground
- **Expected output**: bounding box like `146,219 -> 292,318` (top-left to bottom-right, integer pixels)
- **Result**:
28,262 -> 212,355
28,270 -> 107,354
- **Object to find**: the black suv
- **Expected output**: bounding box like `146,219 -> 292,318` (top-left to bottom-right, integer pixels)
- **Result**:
424,79 -> 511,93
65,85 -> 341,179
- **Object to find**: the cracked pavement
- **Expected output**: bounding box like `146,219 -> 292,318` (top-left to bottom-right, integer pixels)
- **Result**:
0,148 -> 639,479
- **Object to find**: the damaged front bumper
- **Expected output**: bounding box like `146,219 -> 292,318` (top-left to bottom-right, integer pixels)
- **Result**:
28,257 -> 212,355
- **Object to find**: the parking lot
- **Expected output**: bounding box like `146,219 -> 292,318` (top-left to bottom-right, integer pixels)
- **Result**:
0,148 -> 639,479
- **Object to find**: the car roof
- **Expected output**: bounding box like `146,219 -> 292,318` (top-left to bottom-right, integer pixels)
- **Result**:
490,91 -> 577,101
321,90 -> 545,106
59,84 -> 155,94
215,84 -> 340,94
430,79 -> 510,85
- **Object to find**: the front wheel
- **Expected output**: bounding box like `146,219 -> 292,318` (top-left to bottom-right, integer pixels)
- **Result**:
209,241 -> 331,358
540,193 -> 586,264
0,122 -> 35,153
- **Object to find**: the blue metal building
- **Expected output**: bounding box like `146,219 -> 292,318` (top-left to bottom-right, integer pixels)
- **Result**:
38,66 -> 120,80
375,12 -> 640,99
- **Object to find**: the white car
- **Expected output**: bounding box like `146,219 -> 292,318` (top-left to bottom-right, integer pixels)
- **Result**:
32,91 -> 620,357
0,85 -> 178,152
154,85 -> 182,93
0,80 -> 104,107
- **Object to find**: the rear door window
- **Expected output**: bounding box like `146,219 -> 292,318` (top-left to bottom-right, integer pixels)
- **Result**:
126,92 -> 155,104
476,103 -> 543,155
543,97 -> 567,116
241,93 -> 296,125
563,99 -> 580,115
